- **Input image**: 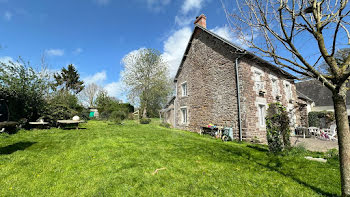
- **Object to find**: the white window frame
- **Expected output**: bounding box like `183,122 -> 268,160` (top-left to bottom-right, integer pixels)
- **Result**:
271,77 -> 279,96
258,104 -> 266,127
285,81 -> 292,100
181,82 -> 187,97
180,107 -> 188,124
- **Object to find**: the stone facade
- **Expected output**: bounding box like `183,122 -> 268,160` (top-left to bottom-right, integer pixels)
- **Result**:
162,24 -> 302,143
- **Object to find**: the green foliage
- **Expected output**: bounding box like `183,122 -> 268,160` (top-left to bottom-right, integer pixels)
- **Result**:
266,103 -> 291,154
109,111 -> 127,124
325,148 -> 339,161
122,48 -> 172,118
40,90 -> 84,124
308,111 -> 335,127
53,64 -> 84,94
140,118 -> 151,124
95,90 -> 132,123
0,59 -> 51,122
159,122 -> 171,128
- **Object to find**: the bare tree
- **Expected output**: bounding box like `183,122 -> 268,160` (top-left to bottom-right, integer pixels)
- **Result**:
222,0 -> 350,195
79,83 -> 101,107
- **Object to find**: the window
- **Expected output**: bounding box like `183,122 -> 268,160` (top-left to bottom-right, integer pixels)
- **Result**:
255,72 -> 264,91
285,83 -> 292,100
258,104 -> 266,126
271,78 -> 279,96
181,82 -> 187,97
181,108 -> 187,124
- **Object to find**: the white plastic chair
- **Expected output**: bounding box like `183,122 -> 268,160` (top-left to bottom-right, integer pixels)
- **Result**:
322,124 -> 337,141
308,127 -> 320,137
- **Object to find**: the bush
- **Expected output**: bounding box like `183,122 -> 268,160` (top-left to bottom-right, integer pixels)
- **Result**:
95,91 -> 134,121
140,118 -> 151,124
109,110 -> 127,124
266,103 -> 291,154
0,59 -> 51,122
308,111 -> 335,128
160,122 -> 171,128
40,91 -> 83,125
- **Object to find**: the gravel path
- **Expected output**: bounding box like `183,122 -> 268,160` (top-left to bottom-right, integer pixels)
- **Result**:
291,136 -> 338,152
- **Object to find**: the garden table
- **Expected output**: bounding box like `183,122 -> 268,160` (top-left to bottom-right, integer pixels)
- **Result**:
57,120 -> 85,130
29,121 -> 49,129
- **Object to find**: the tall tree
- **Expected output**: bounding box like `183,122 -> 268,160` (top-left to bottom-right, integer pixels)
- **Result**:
79,83 -> 102,107
54,64 -> 84,94
121,48 -> 171,118
223,0 -> 350,195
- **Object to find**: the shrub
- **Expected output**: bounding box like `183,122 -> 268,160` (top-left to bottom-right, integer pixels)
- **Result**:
0,59 -> 51,122
266,103 -> 291,154
109,110 -> 127,124
160,122 -> 171,128
40,91 -> 83,125
308,111 -> 335,128
140,118 -> 151,124
325,148 -> 339,161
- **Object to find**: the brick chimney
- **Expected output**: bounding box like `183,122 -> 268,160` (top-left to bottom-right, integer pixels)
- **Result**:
194,14 -> 206,28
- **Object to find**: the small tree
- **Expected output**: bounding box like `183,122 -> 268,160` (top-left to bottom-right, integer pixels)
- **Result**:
79,83 -> 102,107
266,103 -> 291,153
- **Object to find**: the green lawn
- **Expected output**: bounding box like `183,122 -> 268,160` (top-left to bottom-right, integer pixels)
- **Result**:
0,120 -> 341,196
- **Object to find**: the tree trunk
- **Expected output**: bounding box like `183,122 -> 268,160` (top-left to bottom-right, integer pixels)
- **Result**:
142,107 -> 147,118
333,92 -> 350,196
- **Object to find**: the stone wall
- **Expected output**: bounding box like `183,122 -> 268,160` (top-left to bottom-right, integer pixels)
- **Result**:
173,27 -> 300,142
174,28 -> 239,134
238,58 -> 299,142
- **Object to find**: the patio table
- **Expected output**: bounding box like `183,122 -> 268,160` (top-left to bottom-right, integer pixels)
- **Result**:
57,120 -> 85,130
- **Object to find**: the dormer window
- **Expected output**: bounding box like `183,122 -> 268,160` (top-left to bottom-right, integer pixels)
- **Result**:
182,82 -> 187,97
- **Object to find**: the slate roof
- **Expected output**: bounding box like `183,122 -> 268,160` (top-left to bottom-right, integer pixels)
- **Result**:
174,24 -> 297,82
295,79 -> 350,106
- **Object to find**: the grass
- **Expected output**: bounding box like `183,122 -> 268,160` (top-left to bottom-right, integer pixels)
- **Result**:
0,120 -> 341,196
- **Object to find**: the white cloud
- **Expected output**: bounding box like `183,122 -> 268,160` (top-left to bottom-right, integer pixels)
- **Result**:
181,0 -> 204,14
81,70 -> 126,102
73,48 -> 83,55
211,25 -> 249,49
211,25 -> 234,42
146,0 -> 171,12
4,11 -> 12,21
94,0 -> 110,6
162,27 -> 192,77
175,0 -> 208,26
104,80 -> 127,102
83,71 -> 107,85
45,49 -> 64,57
0,56 -> 14,63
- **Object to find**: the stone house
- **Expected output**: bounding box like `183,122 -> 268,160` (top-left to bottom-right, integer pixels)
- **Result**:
162,14 -> 304,142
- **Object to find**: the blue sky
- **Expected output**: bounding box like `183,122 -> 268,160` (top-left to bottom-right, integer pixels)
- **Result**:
0,0 -> 236,101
